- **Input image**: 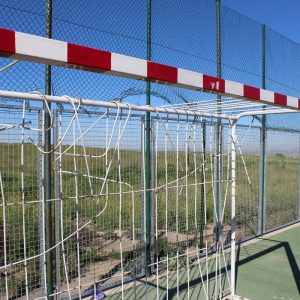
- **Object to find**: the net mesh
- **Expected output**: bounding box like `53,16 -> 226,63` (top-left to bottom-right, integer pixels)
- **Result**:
0,98 -> 235,299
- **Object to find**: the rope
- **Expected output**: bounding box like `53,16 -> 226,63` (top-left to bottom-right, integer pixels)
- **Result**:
0,97 -> 240,300
0,100 -> 132,271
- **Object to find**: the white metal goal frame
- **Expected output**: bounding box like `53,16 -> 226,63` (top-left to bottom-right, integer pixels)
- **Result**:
0,27 -> 299,300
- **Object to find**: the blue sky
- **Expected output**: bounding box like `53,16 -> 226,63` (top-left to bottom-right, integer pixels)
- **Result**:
223,0 -> 300,43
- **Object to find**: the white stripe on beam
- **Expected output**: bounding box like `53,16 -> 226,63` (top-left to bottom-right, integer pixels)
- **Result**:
287,96 -> 298,109
177,69 -> 203,89
225,80 -> 244,97
111,53 -> 147,79
14,32 -> 67,65
260,89 -> 274,104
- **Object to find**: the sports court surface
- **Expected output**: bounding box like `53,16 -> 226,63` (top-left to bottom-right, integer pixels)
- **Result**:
236,224 -> 300,300
104,224 -> 300,300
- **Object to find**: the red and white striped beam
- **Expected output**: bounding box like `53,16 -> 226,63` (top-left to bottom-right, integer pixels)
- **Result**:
0,27 -> 299,111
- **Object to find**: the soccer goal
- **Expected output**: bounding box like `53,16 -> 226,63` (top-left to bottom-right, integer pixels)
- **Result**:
0,28 -> 299,300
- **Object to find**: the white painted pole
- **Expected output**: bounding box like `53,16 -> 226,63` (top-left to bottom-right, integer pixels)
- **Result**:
230,120 -> 237,298
0,89 -> 232,120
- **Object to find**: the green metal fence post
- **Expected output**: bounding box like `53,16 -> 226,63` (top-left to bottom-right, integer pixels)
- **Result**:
298,135 -> 300,221
216,0 -> 221,80
215,0 -> 223,245
259,24 -> 267,235
45,0 -> 54,298
145,0 -> 152,275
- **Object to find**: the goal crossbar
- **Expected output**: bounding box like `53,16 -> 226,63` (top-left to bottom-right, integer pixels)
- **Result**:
0,27 -> 299,112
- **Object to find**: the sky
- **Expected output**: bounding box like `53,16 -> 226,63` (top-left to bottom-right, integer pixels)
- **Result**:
222,0 -> 300,43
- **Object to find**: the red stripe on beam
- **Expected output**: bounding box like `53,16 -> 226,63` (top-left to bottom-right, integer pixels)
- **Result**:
67,43 -> 111,71
203,75 -> 225,93
147,62 -> 178,83
0,28 -> 15,57
274,93 -> 287,106
244,85 -> 260,100
298,99 -> 300,110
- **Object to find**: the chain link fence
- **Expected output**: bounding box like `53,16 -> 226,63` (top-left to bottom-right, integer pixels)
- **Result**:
1,1 -> 299,120
0,0 -> 300,298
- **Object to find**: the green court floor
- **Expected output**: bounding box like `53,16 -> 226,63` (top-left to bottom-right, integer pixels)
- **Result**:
236,224 -> 300,300
105,224 -> 300,299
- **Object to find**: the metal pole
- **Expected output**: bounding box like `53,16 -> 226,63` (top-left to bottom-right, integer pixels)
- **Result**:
216,0 -> 221,80
200,121 -> 206,248
298,135 -> 300,221
262,24 -> 266,90
45,0 -> 54,298
54,110 -> 61,298
38,111 -> 46,293
215,0 -> 222,245
0,90 -> 234,120
145,0 -> 152,275
259,24 -> 267,235
230,120 -> 237,297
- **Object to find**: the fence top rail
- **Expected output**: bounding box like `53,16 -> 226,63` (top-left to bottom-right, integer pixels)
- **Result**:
0,27 -> 299,113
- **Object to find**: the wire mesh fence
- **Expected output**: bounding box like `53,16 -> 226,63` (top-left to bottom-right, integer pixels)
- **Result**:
0,97 -> 299,299
265,129 -> 300,232
0,103 -> 43,298
0,1 -> 299,141
1,0 -> 299,112
0,1 -> 300,299
234,125 -> 260,242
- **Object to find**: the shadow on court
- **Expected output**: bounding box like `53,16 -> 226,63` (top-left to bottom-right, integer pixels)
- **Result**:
236,238 -> 300,294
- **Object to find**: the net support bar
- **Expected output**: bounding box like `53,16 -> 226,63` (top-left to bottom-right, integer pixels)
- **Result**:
231,120 -> 237,297
0,27 -> 299,111
0,89 -> 232,120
